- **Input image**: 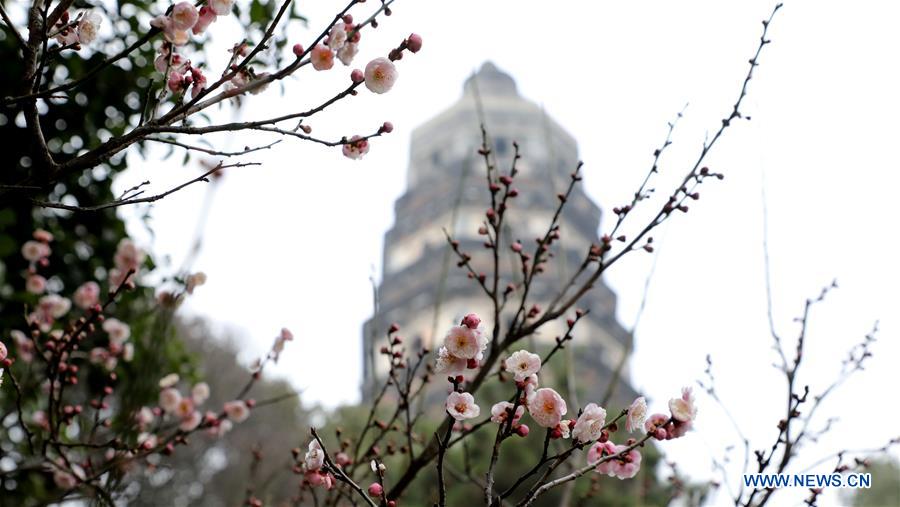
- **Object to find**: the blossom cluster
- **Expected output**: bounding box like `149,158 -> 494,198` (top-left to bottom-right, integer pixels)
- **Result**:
53,10 -> 103,49
437,313 -> 698,481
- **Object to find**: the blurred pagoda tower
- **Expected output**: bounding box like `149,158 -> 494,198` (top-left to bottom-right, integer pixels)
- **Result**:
362,62 -> 636,406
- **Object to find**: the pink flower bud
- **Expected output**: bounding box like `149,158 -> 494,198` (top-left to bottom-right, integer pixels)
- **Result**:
380,121 -> 394,133
406,33 -> 423,53
516,424 -> 530,437
367,483 -> 383,497
351,68 -> 364,83
461,313 -> 481,329
292,43 -> 304,57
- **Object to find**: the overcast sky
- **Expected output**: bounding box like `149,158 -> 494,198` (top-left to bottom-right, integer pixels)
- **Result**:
115,0 -> 899,502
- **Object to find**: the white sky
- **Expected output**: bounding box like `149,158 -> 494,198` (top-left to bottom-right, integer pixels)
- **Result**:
115,0 -> 900,502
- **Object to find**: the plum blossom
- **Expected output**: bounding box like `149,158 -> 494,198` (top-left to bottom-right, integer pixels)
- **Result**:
305,440 -> 324,470
174,397 -> 194,419
10,330 -> 33,363
102,318 -> 130,345
26,275 -> 46,294
77,10 -> 102,45
645,413 -> 670,440
224,400 -> 250,422
21,240 -> 50,263
669,386 -> 698,423
626,396 -> 648,432
209,0 -> 234,16
0,340 -> 7,361
588,442 -> 642,479
193,5 -> 216,34
342,136 -> 370,160
171,2 -> 199,31
504,349 -> 541,381
306,470 -> 335,489
337,42 -> 358,66
159,387 -> 182,413
446,392 -> 480,421
310,45 -> 335,71
490,401 -> 524,425
179,410 -> 202,431
572,403 -> 607,443
73,282 -> 100,309
159,373 -> 180,388
364,57 -> 398,94
443,324 -> 486,360
28,295 -> 71,331
192,382 -> 210,404
528,388 -> 567,428
136,407 -> 155,430
434,346 -> 467,375
109,238 -> 144,287
327,22 -> 348,50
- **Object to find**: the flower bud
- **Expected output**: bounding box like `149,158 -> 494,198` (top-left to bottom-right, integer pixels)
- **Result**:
367,483 -> 383,497
406,33 -> 422,53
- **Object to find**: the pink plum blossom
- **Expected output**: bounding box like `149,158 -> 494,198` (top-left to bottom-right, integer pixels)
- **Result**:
364,57 -> 398,94
572,403 -> 607,443
224,400 -> 250,422
21,240 -> 50,262
588,442 -> 642,479
102,318 -> 130,345
170,2 -> 199,31
337,42 -> 359,66
193,5 -> 216,34
310,45 -> 335,71
446,392 -> 480,421
327,22 -> 348,50
0,341 -> 7,361
504,349 -> 541,381
26,275 -> 46,294
179,410 -> 202,431
626,396 -> 648,432
443,324 -> 486,360
669,386 -> 698,423
490,401 -> 524,425
528,388 -> 567,428
174,397 -> 194,419
159,387 -> 182,413
73,282 -> 100,309
434,346 -> 467,375
342,135 -> 370,160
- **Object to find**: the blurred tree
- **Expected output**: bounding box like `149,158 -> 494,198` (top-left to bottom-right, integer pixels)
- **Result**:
846,458 -> 900,507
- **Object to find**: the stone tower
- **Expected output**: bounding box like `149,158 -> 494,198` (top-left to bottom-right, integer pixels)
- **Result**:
362,62 -> 636,405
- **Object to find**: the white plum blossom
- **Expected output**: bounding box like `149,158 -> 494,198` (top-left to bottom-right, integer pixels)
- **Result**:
192,382 -> 210,404
504,350 -> 541,381
102,318 -> 131,345
77,10 -> 103,45
528,388 -> 567,428
209,0 -> 234,16
364,57 -> 398,94
626,396 -> 648,432
223,400 -> 250,422
571,403 -> 607,443
179,410 -> 202,431
305,440 -> 325,470
26,275 -> 46,294
446,392 -> 480,421
668,387 -> 698,423
158,373 -> 180,388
